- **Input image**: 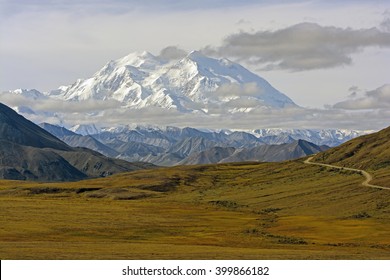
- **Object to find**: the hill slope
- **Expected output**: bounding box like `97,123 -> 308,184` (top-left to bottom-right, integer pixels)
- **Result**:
0,103 -> 71,150
0,103 -> 153,181
312,125 -> 390,170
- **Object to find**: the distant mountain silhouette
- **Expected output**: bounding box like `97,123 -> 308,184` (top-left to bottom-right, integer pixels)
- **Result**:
0,103 -> 153,181
178,139 -> 327,165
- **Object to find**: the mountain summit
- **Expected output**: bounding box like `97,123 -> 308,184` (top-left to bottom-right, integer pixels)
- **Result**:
49,50 -> 296,112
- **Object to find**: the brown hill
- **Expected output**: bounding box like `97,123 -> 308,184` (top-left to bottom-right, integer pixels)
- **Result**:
312,125 -> 390,170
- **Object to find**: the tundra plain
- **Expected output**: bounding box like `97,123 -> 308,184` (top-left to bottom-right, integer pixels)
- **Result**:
1,158 -> 389,259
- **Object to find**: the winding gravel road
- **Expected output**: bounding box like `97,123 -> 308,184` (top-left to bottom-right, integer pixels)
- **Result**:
304,156 -> 390,190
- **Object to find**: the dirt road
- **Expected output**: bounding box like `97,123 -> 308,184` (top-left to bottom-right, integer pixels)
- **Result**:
304,157 -> 390,190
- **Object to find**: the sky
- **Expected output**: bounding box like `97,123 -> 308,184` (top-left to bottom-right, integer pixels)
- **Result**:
0,0 -> 390,130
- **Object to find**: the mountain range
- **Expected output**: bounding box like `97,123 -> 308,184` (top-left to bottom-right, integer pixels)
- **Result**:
0,100 -> 326,181
0,102 -> 330,181
40,122 -> 330,166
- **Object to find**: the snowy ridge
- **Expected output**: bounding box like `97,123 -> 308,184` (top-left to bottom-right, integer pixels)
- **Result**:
70,124 -> 101,136
251,128 -> 372,146
94,124 -> 369,147
7,88 -> 48,100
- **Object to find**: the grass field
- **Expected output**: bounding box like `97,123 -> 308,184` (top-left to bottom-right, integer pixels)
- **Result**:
0,159 -> 389,259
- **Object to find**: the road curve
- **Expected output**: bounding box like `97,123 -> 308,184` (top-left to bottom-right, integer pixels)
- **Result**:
304,157 -> 390,191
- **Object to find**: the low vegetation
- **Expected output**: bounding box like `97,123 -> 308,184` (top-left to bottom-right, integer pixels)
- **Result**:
312,125 -> 390,171
0,159 -> 389,259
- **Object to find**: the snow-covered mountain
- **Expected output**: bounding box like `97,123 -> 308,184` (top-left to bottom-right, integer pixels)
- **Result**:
48,50 -> 296,112
6,88 -> 48,100
95,125 -> 368,147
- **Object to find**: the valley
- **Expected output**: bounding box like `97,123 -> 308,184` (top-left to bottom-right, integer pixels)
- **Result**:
0,156 -> 389,259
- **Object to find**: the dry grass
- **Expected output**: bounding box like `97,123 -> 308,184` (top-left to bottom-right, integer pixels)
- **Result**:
0,160 -> 389,259
312,125 -> 390,171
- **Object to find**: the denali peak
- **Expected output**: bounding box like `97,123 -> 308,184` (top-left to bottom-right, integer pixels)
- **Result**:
48,50 -> 297,112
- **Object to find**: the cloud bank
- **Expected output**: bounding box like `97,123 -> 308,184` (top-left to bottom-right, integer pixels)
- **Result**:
205,22 -> 390,71
158,46 -> 188,61
0,0 -> 286,15
334,84 -> 390,110
1,85 -> 389,131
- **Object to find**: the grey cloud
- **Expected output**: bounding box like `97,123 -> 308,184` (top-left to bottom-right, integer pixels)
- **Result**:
0,0 -> 266,16
4,94 -> 389,131
347,86 -> 361,98
333,84 -> 390,110
0,93 -> 33,107
348,92 -> 358,98
366,84 -> 390,99
60,95 -> 389,130
206,22 -> 390,71
158,46 -> 187,61
381,18 -> 390,32
3,85 -> 390,132
74,109 -> 388,131
35,99 -> 123,114
236,19 -> 252,26
380,10 -> 390,32
334,84 -> 390,110
348,86 -> 360,92
224,98 -> 264,109
0,92 -> 122,114
211,83 -> 262,98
